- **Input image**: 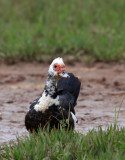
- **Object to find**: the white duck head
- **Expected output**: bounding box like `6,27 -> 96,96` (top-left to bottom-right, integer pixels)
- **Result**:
48,57 -> 70,79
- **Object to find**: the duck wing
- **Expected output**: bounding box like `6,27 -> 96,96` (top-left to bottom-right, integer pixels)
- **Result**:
57,73 -> 81,114
29,97 -> 40,110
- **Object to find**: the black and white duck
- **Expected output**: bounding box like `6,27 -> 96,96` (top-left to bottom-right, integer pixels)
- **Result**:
25,57 -> 81,132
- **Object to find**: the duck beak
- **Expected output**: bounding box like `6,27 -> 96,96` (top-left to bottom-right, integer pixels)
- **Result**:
59,70 -> 70,78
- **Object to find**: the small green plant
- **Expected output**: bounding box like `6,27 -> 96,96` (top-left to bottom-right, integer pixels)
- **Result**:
52,105 -> 72,130
114,99 -> 124,129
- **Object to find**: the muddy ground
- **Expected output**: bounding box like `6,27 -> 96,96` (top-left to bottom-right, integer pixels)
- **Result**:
0,62 -> 125,144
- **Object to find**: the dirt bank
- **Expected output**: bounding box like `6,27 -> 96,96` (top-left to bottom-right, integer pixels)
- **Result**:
0,62 -> 125,144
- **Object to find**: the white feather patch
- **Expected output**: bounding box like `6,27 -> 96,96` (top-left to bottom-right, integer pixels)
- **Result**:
52,57 -> 64,66
34,91 -> 59,112
71,112 -> 78,124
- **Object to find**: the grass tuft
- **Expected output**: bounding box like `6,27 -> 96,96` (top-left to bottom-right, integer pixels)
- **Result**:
0,126 -> 125,159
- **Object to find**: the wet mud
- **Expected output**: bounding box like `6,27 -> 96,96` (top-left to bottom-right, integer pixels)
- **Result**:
0,62 -> 125,144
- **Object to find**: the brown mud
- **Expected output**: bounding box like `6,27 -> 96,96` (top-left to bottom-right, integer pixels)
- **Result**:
0,62 -> 125,144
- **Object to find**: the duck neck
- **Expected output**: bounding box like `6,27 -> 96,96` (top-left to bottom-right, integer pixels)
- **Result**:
43,73 -> 58,98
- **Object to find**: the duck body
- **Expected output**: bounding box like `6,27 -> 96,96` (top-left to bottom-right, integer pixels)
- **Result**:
25,104 -> 75,132
25,58 -> 81,132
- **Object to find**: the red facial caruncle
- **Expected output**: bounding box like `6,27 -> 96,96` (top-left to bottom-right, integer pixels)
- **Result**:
53,63 -> 66,74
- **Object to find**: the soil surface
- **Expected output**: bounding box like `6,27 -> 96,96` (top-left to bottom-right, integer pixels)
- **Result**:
0,62 -> 125,144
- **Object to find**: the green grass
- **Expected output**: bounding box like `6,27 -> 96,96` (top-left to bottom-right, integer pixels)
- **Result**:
0,126 -> 125,160
0,0 -> 125,63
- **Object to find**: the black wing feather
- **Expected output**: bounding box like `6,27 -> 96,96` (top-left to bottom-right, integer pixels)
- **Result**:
57,73 -> 81,102
29,97 -> 40,110
57,73 -> 81,114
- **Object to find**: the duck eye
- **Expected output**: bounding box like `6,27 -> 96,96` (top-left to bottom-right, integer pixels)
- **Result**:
54,65 -> 57,68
